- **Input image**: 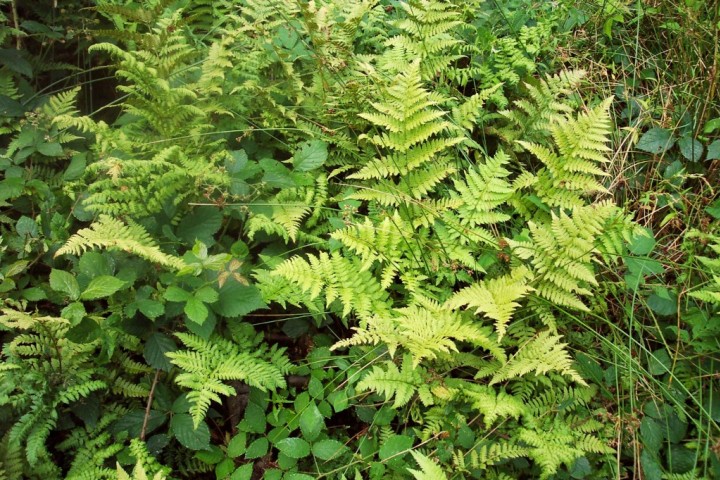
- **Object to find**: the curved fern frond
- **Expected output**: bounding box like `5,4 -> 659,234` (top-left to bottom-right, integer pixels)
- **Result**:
56,215 -> 186,270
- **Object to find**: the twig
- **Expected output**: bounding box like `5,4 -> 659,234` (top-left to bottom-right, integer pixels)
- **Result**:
140,369 -> 162,441
11,0 -> 21,50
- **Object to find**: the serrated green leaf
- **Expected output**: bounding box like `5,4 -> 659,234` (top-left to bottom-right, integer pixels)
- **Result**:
230,464 -> 253,480
275,437 -> 311,459
227,432 -> 247,458
37,142 -> 63,157
293,140 -> 328,172
177,206 -> 223,246
165,286 -> 191,302
171,413 -> 210,451
640,417 -> 664,453
637,128 -> 675,154
80,275 -> 127,300
299,402 -> 324,442
50,269 -> 80,300
379,435 -> 413,461
629,227 -> 655,255
137,298 -> 165,319
706,140 -> 720,161
194,286 -> 219,303
312,439 -> 349,460
184,297 -> 208,325
284,474 -> 314,480
647,349 -> 671,375
677,136 -> 703,162
144,333 -> 177,372
214,282 -> 266,317
245,438 -> 268,459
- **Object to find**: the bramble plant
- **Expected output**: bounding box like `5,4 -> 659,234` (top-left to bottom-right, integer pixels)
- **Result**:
0,0 -> 719,479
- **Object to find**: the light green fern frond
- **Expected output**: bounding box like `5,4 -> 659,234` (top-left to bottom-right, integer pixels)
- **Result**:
166,332 -> 289,427
517,98 -> 614,210
445,267 -> 533,341
272,252 -> 392,319
56,215 -> 185,270
490,331 -> 585,385
451,150 -> 515,227
350,62 -> 463,209
497,70 -> 585,145
356,354 -> 431,408
408,451 -> 448,480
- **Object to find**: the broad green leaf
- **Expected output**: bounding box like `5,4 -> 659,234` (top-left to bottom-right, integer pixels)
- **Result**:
706,199 -> 720,219
706,140 -> 720,161
80,275 -> 127,300
636,127 -> 675,154
136,298 -> 165,319
184,297 -> 208,325
50,269 -> 80,300
245,438 -> 269,459
171,413 -> 210,451
164,286 -> 191,302
293,140 -> 328,172
378,434 -> 413,461
312,439 -> 349,460
230,464 -> 253,480
177,206 -> 223,246
66,317 -> 100,343
194,286 -> 219,303
275,437 -> 310,459
299,402 -> 324,441
640,417 -> 664,453
629,227 -> 655,255
144,333 -> 177,371
640,450 -> 662,480
78,251 -> 114,278
227,432 -> 247,458
214,282 -> 266,317
215,458 -> 235,478
37,142 -> 63,157
677,136 -> 703,162
647,288 -> 677,316
284,474 -> 314,480
647,349 -> 671,375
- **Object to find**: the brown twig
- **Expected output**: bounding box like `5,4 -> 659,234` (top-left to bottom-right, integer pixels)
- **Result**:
140,369 -> 162,441
10,0 -> 21,50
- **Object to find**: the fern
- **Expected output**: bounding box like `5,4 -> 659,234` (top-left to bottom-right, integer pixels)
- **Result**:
166,331 -> 290,427
349,61 -> 463,208
379,0 -> 463,80
445,267 -> 533,341
356,354 -> 431,408
408,450 -> 448,480
489,331 -> 586,385
508,202 -> 628,315
497,70 -> 586,145
516,98 -> 614,211
332,302 -> 504,365
272,251 -> 392,320
56,215 -> 185,270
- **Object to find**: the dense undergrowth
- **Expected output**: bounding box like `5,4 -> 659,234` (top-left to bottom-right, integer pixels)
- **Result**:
1,0 -> 719,479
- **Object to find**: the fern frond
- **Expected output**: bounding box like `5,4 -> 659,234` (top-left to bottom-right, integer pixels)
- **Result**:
356,355 -> 428,408
490,331 -> 585,385
445,267 -> 533,341
408,451 -> 448,480
56,215 -> 185,270
166,332 -> 289,428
